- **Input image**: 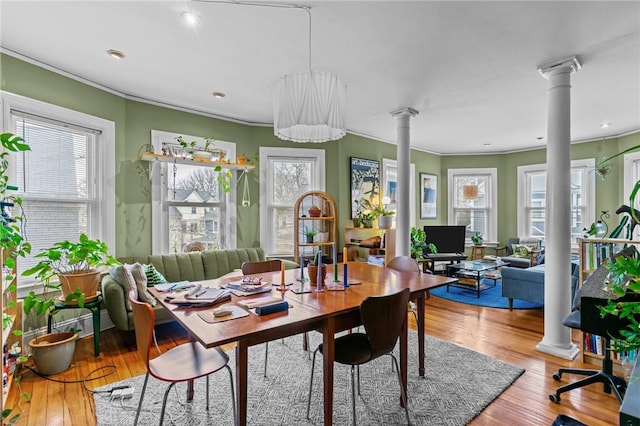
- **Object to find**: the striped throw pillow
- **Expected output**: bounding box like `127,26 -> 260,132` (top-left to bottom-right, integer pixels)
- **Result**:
143,264 -> 168,287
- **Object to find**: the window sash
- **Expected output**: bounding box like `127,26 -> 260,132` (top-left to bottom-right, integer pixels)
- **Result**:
448,168 -> 497,242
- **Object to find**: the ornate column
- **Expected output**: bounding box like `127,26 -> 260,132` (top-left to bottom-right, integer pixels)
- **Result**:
535,56 -> 581,360
391,108 -> 419,257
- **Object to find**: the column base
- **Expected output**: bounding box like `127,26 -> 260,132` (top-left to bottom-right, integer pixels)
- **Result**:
535,339 -> 580,360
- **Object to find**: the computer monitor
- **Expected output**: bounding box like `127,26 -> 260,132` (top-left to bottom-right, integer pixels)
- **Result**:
423,225 -> 466,254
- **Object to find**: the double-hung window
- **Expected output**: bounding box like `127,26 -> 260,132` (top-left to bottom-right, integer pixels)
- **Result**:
259,147 -> 325,258
150,130 -> 236,254
448,168 -> 498,243
1,92 -> 116,290
517,159 -> 595,243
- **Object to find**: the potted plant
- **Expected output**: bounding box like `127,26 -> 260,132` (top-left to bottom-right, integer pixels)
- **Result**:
23,233 -> 120,307
303,227 -> 317,243
410,227 -> 437,260
307,249 -> 326,287
0,133 -> 31,424
471,232 -> 484,246
373,205 -> 395,229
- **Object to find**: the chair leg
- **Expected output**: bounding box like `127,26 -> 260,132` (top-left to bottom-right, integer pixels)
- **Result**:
350,365 -> 357,426
134,372 -> 150,425
357,365 -> 361,396
159,382 -> 176,425
225,365 -> 238,426
306,348 -> 318,420
390,354 -> 411,426
551,369 -> 626,403
206,375 -> 210,411
264,342 -> 269,378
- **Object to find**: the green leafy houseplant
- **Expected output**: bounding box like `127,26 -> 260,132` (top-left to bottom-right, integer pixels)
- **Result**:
597,143 -> 640,355
22,233 -> 120,313
0,133 -> 31,424
410,227 -> 437,260
471,232 -> 484,245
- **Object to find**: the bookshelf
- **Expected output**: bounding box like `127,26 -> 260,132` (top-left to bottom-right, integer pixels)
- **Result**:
344,227 -> 396,266
1,249 -> 21,410
293,191 -> 338,265
578,238 -> 638,371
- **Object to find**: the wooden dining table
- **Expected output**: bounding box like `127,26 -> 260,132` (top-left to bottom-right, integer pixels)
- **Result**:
149,261 -> 456,426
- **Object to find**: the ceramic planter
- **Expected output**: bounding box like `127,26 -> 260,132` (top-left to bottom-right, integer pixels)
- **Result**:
58,269 -> 101,300
29,331 -> 78,375
378,216 -> 394,229
308,264 -> 327,286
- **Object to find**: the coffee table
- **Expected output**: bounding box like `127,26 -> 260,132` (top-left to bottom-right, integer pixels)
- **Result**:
446,260 -> 507,298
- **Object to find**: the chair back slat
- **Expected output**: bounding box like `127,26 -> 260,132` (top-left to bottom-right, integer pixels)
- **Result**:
387,256 -> 420,273
129,291 -> 155,367
241,260 -> 282,275
360,288 -> 410,358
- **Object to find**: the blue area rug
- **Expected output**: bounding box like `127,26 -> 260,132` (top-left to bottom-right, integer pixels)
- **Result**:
430,279 -> 543,309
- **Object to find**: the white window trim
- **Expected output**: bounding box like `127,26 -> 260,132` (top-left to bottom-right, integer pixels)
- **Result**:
259,147 -> 325,258
1,91 -> 116,293
624,151 -> 640,240
381,158 -> 415,227
150,130 -> 236,254
447,168 -> 498,242
516,158 -> 595,238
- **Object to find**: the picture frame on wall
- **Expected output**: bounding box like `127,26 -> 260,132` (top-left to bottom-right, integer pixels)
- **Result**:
381,158 -> 416,226
420,172 -> 437,219
350,157 -> 380,218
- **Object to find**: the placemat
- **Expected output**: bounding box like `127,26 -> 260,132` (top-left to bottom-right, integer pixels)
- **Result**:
197,305 -> 250,323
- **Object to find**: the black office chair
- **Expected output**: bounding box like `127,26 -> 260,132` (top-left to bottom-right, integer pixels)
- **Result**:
549,248 -> 636,403
306,288 -> 411,425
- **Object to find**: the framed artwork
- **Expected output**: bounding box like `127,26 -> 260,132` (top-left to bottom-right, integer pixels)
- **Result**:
420,173 -> 438,219
350,157 -> 380,218
381,158 -> 416,226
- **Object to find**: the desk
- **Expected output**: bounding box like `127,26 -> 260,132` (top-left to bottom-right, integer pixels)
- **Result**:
149,262 -> 454,426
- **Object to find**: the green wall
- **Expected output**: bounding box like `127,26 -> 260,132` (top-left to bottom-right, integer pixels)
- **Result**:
1,53 -> 637,256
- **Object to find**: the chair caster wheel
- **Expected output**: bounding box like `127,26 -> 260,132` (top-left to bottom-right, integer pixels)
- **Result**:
552,373 -> 561,381
549,393 -> 560,403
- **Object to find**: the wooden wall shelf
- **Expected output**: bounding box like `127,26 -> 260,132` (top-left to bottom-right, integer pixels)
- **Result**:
140,152 -> 256,170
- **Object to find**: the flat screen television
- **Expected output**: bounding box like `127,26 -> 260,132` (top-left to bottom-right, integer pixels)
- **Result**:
423,225 -> 466,254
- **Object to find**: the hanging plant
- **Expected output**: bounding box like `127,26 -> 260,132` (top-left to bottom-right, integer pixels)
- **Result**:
215,165 -> 232,193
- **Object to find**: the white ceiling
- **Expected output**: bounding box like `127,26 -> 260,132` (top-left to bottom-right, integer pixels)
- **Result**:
1,1 -> 638,154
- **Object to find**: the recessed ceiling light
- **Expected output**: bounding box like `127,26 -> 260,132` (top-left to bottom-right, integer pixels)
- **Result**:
483,143 -> 491,148
182,11 -> 201,26
600,122 -> 611,128
106,49 -> 125,60
536,136 -> 544,140
212,91 -> 226,99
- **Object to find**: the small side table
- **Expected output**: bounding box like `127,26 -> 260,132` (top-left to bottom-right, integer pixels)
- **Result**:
47,294 -> 103,356
471,245 -> 486,260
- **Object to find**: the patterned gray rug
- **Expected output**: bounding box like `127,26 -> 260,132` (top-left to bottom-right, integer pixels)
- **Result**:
93,332 -> 524,425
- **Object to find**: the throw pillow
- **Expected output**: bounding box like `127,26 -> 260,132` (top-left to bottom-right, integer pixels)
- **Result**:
108,265 -> 138,311
130,263 -> 156,306
511,244 -> 538,258
143,263 -> 168,287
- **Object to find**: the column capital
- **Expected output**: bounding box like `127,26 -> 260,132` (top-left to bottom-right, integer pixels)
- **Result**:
390,107 -> 419,118
537,56 -> 581,79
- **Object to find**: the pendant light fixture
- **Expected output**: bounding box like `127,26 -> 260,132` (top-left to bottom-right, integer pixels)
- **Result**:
273,7 -> 346,143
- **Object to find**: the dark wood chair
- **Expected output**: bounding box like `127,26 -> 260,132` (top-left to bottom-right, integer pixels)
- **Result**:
306,288 -> 411,425
129,292 -> 236,425
387,255 -> 430,322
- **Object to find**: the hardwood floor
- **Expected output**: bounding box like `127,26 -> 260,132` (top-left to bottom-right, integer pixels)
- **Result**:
5,297 -> 622,425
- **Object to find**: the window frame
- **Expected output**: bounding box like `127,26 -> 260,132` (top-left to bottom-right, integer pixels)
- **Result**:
150,130 -> 236,254
259,147 -> 325,258
447,168 -> 498,243
517,158 -> 595,241
624,151 -> 640,240
1,91 -> 116,293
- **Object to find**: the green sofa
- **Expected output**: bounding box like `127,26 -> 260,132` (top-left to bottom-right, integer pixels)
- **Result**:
101,248 -> 297,331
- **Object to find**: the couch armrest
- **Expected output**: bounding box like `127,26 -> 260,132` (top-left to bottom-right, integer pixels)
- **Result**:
501,266 -> 545,306
101,275 -> 130,331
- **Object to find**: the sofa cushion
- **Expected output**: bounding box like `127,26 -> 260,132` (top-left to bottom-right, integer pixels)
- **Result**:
143,263 -> 167,286
511,243 -> 538,258
129,263 -> 156,306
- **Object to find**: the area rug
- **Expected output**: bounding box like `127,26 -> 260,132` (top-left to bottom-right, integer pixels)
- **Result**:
94,332 -> 524,425
430,279 -> 543,309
